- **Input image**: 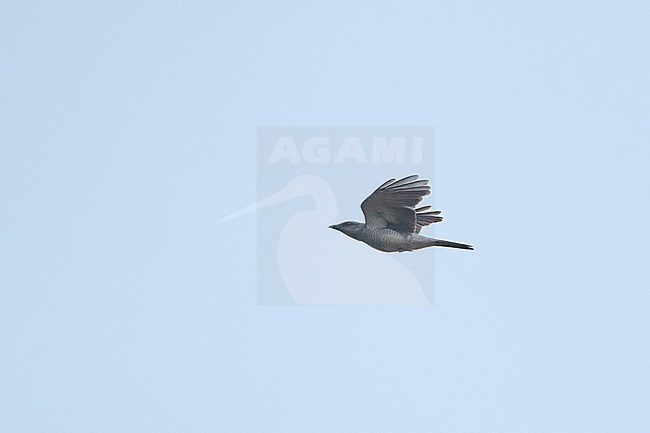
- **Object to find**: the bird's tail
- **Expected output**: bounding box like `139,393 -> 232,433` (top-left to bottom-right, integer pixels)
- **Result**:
432,239 -> 474,250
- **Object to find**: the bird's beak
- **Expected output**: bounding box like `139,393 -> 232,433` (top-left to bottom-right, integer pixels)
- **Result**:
328,224 -> 337,230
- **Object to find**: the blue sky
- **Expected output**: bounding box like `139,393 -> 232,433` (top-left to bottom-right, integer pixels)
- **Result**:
2,1 -> 649,432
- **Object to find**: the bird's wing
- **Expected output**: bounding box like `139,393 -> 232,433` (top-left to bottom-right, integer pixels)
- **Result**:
361,175 -> 431,233
414,205 -> 443,234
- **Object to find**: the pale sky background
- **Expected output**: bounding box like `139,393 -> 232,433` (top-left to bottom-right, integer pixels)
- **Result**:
2,1 -> 650,432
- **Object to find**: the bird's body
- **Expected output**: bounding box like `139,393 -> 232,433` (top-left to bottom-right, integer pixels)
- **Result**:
330,175 -> 474,252
340,224 -> 439,252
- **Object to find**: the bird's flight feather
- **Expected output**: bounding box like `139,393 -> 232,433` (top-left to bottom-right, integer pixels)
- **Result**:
361,175 -> 439,234
414,206 -> 443,234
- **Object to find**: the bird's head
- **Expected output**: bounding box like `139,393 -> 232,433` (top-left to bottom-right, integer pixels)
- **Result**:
329,221 -> 365,240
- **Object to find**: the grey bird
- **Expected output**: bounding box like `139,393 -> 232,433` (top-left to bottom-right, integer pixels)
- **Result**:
329,175 -> 474,252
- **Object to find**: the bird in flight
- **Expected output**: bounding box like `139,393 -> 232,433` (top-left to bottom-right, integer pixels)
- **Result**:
329,175 -> 474,252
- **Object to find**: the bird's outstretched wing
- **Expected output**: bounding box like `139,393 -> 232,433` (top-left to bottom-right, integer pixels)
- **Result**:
361,175 -> 432,233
